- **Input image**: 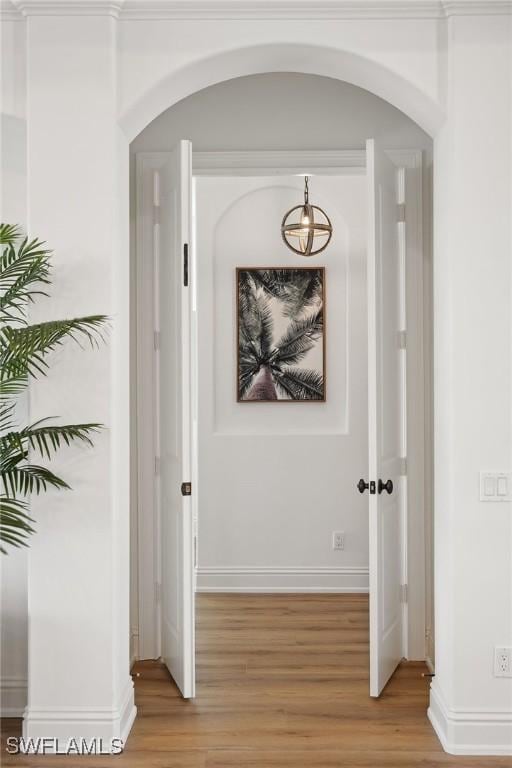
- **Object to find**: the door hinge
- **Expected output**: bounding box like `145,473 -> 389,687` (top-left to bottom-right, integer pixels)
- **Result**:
400,584 -> 408,604
154,456 -> 160,476
397,203 -> 406,223
181,482 -> 192,496
399,457 -> 407,476
183,243 -> 189,287
155,581 -> 161,605
154,330 -> 160,351
397,329 -> 407,349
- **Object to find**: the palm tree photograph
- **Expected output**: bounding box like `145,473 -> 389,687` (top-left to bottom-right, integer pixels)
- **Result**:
237,267 -> 325,402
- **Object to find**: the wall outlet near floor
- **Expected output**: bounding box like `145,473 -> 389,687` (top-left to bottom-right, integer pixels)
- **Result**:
332,531 -> 345,550
494,646 -> 512,677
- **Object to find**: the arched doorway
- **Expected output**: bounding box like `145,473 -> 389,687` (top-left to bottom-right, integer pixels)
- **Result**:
120,43 -> 444,143
128,67 -> 435,735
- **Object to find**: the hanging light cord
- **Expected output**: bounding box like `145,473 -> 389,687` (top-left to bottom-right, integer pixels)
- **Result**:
304,176 -> 309,205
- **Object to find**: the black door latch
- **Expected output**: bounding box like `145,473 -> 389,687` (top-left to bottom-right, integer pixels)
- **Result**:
357,479 -> 376,495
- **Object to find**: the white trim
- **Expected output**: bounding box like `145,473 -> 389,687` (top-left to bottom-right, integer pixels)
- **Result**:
196,566 -> 368,594
441,0 -> 512,14
0,1 -> 22,19
22,680 -> 136,752
196,565 -> 369,593
9,0 -> 124,16
134,154 -> 161,661
0,676 -> 27,718
198,586 -> 369,593
428,681 -> 512,756
130,626 -> 140,667
197,565 -> 369,574
4,1 -> 510,20
134,147 -> 426,662
194,150 -> 366,175
192,149 -> 422,175
401,149 -> 427,663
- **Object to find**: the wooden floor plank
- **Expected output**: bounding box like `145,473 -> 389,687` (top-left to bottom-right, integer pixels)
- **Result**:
1,594 -> 510,767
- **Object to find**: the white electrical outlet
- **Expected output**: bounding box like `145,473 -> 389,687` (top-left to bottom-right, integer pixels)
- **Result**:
494,646 -> 512,677
332,531 -> 345,550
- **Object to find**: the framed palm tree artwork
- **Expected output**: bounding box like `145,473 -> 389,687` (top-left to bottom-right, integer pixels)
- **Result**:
237,267 -> 326,402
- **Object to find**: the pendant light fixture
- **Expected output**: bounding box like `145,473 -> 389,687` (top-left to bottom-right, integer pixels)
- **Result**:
281,176 -> 333,257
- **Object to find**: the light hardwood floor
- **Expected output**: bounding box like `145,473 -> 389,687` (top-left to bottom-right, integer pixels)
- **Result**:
2,594 -> 510,767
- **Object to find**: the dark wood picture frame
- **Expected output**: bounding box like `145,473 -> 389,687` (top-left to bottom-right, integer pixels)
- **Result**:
236,266 -> 326,403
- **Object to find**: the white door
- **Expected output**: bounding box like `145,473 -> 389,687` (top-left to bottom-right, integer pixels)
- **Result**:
366,139 -> 404,697
157,140 -> 195,698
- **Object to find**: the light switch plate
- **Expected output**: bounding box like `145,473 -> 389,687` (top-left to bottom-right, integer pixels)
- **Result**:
480,472 -> 512,502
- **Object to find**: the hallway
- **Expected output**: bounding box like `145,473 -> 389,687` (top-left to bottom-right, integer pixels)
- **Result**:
2,594 -> 511,767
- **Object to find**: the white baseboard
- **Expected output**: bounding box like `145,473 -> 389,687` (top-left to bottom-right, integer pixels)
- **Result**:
428,680 -> 512,756
22,677 -> 137,753
0,676 -> 27,717
195,565 -> 369,593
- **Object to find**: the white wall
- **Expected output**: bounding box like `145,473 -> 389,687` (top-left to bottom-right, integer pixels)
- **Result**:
0,11 -> 135,746
0,14 -> 28,718
429,12 -> 512,754
194,174 -> 368,591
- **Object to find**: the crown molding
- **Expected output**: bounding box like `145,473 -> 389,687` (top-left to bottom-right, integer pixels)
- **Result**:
0,0 -> 21,18
441,0 -> 512,14
121,1 -> 442,20
121,1 -> 512,20
2,0 -> 510,20
8,0 -> 125,17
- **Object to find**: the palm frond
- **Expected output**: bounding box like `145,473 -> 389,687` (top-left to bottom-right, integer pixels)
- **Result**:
0,225 -> 107,553
250,270 -> 289,300
0,375 -> 28,398
0,422 -> 101,461
273,367 -> 324,400
0,235 -> 52,322
239,291 -> 274,363
281,270 -> 323,318
2,463 -> 70,497
238,345 -> 260,398
273,308 -> 323,366
0,496 -> 35,553
0,224 -> 22,246
0,402 -> 16,432
0,315 -> 108,379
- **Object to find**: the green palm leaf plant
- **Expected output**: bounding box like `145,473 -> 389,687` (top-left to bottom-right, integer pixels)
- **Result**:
238,268 -> 325,401
0,224 -> 107,553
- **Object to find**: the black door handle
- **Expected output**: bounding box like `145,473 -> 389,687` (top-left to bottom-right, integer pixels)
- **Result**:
357,479 -> 369,494
378,479 -> 393,495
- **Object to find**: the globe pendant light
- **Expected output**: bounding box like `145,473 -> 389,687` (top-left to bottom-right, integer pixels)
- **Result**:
281,176 -> 333,257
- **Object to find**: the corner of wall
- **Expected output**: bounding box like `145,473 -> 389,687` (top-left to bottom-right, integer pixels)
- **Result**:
428,681 -> 512,756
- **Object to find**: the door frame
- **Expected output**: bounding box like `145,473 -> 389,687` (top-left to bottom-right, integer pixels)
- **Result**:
132,147 -> 430,664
